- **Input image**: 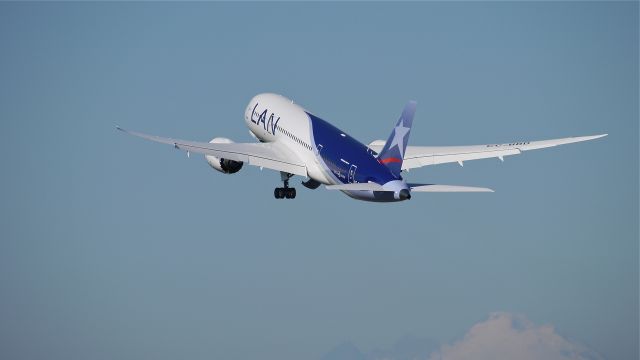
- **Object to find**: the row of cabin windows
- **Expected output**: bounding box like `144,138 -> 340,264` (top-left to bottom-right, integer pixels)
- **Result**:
276,125 -> 312,151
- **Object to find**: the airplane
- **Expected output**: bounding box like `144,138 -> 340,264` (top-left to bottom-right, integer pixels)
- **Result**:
117,93 -> 606,202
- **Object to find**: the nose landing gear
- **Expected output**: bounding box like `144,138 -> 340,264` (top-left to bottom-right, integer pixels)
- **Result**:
274,172 -> 296,199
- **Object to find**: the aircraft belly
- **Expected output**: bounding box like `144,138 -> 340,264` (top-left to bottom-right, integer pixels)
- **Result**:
306,159 -> 333,185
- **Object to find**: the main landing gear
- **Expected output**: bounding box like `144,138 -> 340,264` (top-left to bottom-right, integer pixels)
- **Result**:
274,187 -> 296,199
274,172 -> 296,199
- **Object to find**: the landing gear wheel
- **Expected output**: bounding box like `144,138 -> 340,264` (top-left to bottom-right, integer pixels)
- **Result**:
283,188 -> 296,199
274,172 -> 297,200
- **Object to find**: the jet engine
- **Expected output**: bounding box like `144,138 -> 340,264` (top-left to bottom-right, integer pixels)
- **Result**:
205,137 -> 244,174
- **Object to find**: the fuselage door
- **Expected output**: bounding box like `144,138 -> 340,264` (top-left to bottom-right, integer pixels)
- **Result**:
348,164 -> 357,183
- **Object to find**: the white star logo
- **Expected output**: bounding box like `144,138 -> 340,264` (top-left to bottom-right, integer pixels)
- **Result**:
388,118 -> 410,158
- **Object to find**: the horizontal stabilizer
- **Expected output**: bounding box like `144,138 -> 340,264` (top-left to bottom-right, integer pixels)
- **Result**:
326,182 -> 493,193
325,182 -> 387,191
409,184 -> 494,192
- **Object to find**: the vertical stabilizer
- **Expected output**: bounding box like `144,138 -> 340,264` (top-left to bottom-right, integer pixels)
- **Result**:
377,101 -> 416,176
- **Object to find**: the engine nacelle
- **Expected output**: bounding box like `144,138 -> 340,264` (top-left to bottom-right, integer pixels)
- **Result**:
205,137 -> 244,174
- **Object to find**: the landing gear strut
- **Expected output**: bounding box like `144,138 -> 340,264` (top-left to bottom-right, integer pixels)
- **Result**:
274,172 -> 296,199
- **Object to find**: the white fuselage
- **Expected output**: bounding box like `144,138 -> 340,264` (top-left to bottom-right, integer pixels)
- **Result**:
242,93 -> 409,202
243,93 -> 333,185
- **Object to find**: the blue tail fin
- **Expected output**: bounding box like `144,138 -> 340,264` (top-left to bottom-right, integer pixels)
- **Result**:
377,101 -> 417,176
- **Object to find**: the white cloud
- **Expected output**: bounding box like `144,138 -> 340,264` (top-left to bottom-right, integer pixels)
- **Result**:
428,312 -> 602,360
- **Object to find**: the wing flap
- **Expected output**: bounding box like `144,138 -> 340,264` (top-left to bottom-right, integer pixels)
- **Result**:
402,148 -> 522,168
117,127 -> 307,177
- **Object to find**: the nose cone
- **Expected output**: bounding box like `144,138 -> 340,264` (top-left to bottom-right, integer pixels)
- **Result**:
399,189 -> 411,200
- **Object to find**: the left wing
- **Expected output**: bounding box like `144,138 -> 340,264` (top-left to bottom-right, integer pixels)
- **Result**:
117,127 -> 307,176
369,134 -> 607,170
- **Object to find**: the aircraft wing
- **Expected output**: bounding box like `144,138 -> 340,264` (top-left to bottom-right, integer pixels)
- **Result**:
117,127 -> 307,177
368,134 -> 607,170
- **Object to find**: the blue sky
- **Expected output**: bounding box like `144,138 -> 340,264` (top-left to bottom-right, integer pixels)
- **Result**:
0,2 -> 637,360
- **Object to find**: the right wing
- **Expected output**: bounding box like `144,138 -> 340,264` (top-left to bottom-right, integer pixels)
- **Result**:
117,127 -> 307,176
369,134 -> 607,170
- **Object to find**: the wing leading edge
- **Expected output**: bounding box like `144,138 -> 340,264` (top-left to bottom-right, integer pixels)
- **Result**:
368,134 -> 607,170
116,127 -> 307,177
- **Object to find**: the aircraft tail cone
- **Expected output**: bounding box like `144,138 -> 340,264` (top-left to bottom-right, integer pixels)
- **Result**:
399,189 -> 411,200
